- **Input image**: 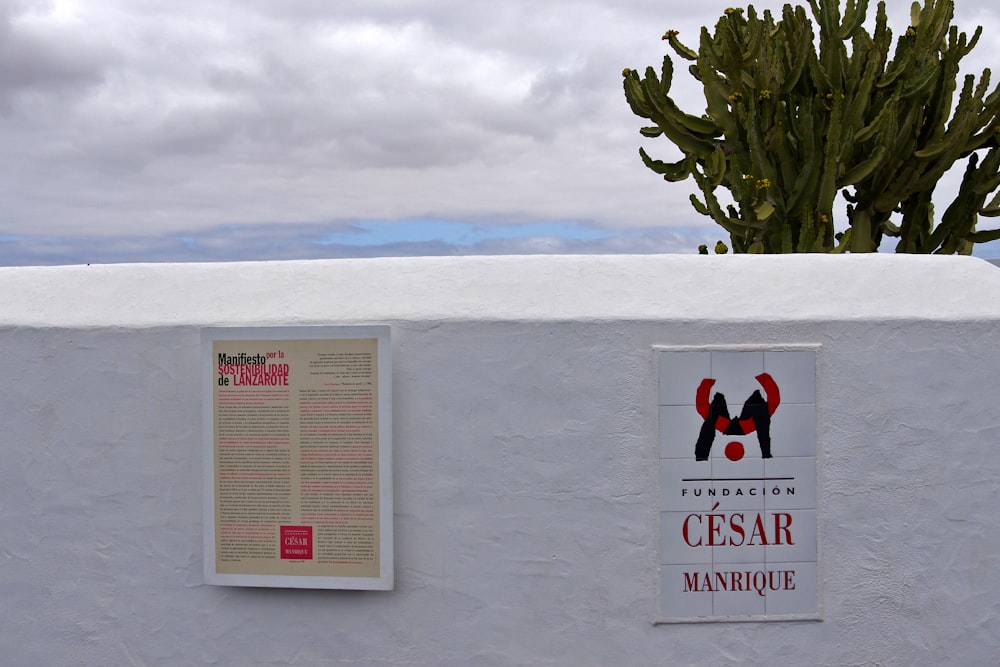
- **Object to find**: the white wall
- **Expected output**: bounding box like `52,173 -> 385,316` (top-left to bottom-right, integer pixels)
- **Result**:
2,255 -> 999,666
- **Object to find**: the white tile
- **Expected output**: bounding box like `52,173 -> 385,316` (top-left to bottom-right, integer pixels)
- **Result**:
697,429 -> 741,464
659,405 -> 707,459
710,488 -> 766,512
764,350 -> 816,405
713,453 -> 765,477
659,351 -> 711,406
719,432 -> 769,461
712,458 -> 766,511
660,565 -> 714,619
763,562 -> 818,615
660,459 -> 717,512
691,427 -> 770,465
713,583 -> 767,616
708,506 -> 780,563
764,457 -> 817,510
769,403 -> 816,458
710,351 -> 765,408
713,540 -> 766,565
712,484 -> 768,511
712,435 -> 768,464
660,512 -> 714,565
765,510 -> 816,563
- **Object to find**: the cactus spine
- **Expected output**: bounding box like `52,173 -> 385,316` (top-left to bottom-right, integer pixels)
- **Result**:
623,0 -> 1000,253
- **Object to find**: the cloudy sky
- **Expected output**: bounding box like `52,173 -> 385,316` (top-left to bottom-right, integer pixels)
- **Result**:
1,0 -> 999,265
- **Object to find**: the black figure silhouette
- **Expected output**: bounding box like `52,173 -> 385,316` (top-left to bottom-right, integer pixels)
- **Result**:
694,374 -> 779,461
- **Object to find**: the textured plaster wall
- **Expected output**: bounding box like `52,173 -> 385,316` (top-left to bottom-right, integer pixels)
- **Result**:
1,255 -> 999,666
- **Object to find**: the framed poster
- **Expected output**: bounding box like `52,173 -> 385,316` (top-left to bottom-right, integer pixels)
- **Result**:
655,345 -> 819,622
201,326 -> 392,589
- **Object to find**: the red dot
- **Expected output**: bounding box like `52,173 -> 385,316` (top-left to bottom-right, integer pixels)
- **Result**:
725,441 -> 744,461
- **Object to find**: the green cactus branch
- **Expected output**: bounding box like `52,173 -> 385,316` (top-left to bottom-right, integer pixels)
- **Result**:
624,0 -> 1000,254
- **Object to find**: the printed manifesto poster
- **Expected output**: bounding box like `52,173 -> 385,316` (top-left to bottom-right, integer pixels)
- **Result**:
202,326 -> 392,589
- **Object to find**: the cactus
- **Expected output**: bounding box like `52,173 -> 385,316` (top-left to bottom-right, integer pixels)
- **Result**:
623,0 -> 1000,253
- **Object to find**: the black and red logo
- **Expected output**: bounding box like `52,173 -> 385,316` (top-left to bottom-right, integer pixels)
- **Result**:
695,373 -> 780,461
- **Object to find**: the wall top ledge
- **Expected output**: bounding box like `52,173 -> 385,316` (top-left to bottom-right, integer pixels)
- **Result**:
1,254 -> 998,327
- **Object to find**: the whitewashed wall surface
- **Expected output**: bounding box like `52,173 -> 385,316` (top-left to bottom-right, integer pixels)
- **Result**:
1,255 -> 999,666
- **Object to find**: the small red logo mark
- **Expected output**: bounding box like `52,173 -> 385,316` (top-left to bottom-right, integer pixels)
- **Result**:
725,441 -> 745,461
280,525 -> 313,560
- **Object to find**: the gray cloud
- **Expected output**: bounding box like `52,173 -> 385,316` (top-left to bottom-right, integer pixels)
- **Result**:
0,1 -> 111,109
0,0 -> 997,255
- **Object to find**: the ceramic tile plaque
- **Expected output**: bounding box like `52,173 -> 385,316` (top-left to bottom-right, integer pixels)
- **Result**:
656,346 -> 819,622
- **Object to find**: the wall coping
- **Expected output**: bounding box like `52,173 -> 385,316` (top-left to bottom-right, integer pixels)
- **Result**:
2,254 -> 998,327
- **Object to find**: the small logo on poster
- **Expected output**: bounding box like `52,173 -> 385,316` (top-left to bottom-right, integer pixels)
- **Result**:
280,525 -> 313,560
